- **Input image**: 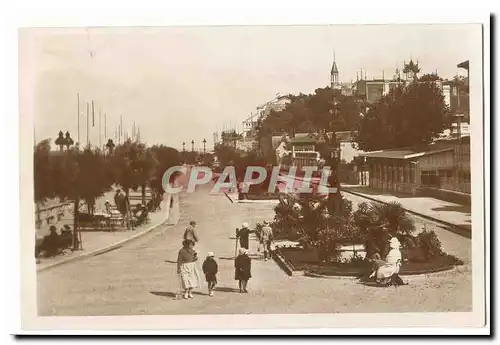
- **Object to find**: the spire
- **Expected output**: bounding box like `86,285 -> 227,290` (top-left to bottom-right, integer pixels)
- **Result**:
331,49 -> 338,75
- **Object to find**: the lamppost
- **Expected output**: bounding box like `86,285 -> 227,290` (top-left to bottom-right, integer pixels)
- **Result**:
182,142 -> 186,152
203,138 -> 207,154
191,140 -> 195,152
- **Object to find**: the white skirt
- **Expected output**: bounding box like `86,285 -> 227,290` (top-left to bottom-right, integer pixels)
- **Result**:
178,262 -> 201,289
376,263 -> 401,280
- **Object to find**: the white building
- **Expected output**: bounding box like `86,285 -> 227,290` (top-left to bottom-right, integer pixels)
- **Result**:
242,95 -> 292,136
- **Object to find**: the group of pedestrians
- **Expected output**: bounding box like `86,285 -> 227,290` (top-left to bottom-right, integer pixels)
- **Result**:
175,219 -> 274,299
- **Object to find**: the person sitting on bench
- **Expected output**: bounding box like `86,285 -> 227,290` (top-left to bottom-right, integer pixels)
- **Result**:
42,226 -> 61,257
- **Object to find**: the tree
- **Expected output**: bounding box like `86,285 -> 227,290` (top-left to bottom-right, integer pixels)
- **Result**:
50,145 -> 112,249
149,145 -> 182,202
111,139 -> 152,199
135,147 -> 159,205
353,201 -> 415,258
355,80 -> 452,151
34,139 -> 55,204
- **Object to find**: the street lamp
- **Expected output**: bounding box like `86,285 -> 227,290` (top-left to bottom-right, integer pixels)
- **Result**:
191,140 -> 195,152
182,142 -> 186,152
203,138 -> 207,153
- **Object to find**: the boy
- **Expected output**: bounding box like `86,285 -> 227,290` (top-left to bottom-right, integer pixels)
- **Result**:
202,252 -> 218,296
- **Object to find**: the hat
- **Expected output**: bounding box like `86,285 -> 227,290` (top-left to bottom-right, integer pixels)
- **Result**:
190,220 -> 196,226
238,248 -> 248,255
63,224 -> 71,230
242,222 -> 249,228
49,225 -> 57,232
207,252 -> 215,257
389,237 -> 400,248
263,221 -> 269,225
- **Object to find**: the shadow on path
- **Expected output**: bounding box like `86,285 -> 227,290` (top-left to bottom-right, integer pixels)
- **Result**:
431,205 -> 471,214
355,280 -> 410,289
214,286 -> 240,293
150,291 -> 206,298
219,256 -> 235,261
164,260 -> 177,264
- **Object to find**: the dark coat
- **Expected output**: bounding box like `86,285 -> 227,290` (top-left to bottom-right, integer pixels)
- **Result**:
234,254 -> 251,281
184,226 -> 199,243
202,257 -> 218,283
237,228 -> 251,249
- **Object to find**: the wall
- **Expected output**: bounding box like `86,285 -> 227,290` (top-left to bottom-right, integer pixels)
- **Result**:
418,150 -> 454,172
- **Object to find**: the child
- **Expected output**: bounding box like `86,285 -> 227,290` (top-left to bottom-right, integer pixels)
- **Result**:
202,252 -> 218,296
235,248 -> 252,293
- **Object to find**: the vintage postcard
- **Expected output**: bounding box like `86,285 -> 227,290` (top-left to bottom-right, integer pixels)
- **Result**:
17,19 -> 488,334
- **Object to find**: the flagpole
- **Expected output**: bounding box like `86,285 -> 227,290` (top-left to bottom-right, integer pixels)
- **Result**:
86,102 -> 89,146
104,113 -> 107,139
77,93 -> 80,144
99,108 -> 102,149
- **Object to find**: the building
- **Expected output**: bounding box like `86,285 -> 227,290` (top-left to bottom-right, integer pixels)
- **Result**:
335,131 -> 364,163
360,135 -> 471,203
330,55 -> 341,90
290,133 -> 321,170
242,95 -> 292,136
220,130 -> 243,149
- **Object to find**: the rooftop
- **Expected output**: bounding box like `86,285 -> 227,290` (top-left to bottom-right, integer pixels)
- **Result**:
360,147 -> 453,160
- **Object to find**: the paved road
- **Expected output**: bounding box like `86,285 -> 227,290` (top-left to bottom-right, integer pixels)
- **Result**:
37,186 -> 471,316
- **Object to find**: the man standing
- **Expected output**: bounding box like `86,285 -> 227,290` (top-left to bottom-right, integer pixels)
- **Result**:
184,220 -> 199,245
236,222 -> 252,250
260,221 -> 273,261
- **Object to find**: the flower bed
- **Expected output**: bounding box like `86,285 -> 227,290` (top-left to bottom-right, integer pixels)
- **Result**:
278,247 -> 463,277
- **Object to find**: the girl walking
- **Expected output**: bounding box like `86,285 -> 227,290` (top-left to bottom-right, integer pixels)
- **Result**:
202,252 -> 218,296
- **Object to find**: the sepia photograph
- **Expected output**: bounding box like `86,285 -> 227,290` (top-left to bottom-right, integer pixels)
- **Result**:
16,13 -> 488,333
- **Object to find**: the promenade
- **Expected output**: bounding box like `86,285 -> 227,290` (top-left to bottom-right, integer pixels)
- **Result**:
36,193 -> 179,272
37,183 -> 472,316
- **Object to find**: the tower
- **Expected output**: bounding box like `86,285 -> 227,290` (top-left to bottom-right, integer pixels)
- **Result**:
330,52 -> 340,90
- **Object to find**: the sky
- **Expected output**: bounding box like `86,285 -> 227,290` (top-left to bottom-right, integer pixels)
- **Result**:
20,24 -> 480,151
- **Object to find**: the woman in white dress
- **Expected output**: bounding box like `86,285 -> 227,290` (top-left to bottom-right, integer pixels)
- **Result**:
375,237 -> 402,284
177,239 -> 201,299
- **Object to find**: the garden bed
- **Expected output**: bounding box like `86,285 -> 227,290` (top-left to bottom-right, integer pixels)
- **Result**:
277,247 -> 462,277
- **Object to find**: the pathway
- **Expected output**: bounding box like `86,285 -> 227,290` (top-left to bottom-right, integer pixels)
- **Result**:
37,184 -> 472,316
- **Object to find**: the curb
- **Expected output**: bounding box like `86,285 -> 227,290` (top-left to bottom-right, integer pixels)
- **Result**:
342,189 -> 471,239
303,264 -> 463,280
37,219 -> 171,273
273,251 -> 302,277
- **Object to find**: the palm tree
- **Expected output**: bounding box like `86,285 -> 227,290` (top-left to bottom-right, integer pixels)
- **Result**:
353,201 -> 415,258
55,131 -> 66,151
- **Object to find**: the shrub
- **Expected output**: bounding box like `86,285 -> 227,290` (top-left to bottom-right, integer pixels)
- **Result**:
416,230 -> 443,261
353,201 -> 416,258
